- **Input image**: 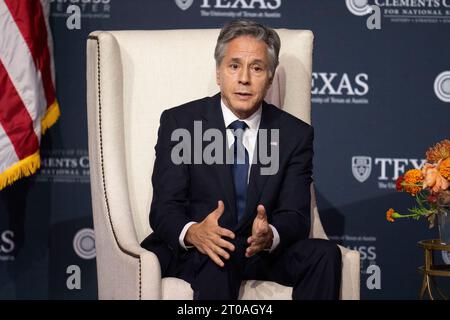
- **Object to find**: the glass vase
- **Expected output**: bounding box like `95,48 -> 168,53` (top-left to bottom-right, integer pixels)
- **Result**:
437,206 -> 450,245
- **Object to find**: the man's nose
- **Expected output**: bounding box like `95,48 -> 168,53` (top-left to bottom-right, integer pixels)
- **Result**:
238,67 -> 250,85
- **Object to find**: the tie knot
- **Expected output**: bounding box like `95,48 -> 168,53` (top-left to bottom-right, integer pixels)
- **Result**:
228,120 -> 248,131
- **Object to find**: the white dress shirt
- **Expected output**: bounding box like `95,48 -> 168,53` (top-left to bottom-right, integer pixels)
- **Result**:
179,99 -> 280,252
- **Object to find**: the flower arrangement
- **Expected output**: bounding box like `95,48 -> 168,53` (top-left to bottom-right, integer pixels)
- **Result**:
386,139 -> 450,228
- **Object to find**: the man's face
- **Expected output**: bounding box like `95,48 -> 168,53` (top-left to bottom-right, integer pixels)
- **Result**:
216,35 -> 272,119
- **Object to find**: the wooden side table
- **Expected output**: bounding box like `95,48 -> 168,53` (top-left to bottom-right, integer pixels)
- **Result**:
417,239 -> 450,300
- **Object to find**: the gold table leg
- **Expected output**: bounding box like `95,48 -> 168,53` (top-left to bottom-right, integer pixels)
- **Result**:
419,248 -> 435,300
419,246 -> 449,300
430,277 -> 448,300
419,274 -> 429,299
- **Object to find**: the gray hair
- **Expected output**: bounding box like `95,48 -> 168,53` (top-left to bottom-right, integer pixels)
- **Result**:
214,20 -> 281,79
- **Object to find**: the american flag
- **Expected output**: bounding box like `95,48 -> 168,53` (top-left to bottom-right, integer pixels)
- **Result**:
0,0 -> 59,189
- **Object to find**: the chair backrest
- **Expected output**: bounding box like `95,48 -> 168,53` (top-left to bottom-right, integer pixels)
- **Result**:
89,29 -> 314,243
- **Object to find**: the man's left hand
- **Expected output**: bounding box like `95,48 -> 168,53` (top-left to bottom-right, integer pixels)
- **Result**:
246,204 -> 273,257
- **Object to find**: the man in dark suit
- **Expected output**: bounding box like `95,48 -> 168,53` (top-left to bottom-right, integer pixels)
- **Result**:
141,20 -> 341,300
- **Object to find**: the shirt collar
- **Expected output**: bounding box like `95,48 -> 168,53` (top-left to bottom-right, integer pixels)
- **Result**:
220,99 -> 262,130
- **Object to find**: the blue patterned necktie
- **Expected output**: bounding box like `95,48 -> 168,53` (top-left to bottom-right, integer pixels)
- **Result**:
228,120 -> 249,222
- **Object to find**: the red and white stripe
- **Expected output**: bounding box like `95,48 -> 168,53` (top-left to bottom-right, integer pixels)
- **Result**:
0,0 -> 56,176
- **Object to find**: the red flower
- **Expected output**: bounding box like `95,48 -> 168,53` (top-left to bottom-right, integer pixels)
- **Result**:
427,194 -> 438,203
396,175 -> 404,192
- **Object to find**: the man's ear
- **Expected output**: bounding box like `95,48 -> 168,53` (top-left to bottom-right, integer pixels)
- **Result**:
216,68 -> 220,85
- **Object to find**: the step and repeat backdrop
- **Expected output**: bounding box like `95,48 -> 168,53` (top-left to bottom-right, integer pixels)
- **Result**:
1,0 -> 449,299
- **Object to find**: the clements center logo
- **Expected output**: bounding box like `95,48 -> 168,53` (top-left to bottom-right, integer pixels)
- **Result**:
175,0 -> 282,18
434,71 -> 450,103
73,228 -> 96,260
346,0 -> 372,16
37,149 -> 90,183
352,156 -> 426,189
346,0 -> 450,24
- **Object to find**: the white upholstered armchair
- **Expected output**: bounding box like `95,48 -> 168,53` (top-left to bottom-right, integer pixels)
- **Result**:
86,29 -> 360,300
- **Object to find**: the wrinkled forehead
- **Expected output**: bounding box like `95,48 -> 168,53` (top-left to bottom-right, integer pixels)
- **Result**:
223,35 -> 269,62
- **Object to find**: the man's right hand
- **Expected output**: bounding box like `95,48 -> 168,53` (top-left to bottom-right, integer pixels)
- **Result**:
185,200 -> 235,267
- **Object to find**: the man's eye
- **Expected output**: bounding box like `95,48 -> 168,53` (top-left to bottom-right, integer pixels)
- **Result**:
252,66 -> 262,72
230,64 -> 239,69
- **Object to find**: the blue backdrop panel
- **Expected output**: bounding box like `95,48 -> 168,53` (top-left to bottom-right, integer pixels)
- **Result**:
0,0 -> 449,299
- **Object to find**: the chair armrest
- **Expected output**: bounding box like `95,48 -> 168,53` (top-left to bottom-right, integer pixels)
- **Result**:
140,249 -> 163,299
338,245 -> 360,300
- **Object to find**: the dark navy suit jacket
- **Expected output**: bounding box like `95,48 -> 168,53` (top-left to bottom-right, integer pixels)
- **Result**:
141,93 -> 314,273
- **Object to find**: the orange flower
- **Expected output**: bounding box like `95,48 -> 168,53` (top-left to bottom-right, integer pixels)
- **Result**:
386,208 -> 395,222
422,162 -> 449,193
403,169 -> 423,195
438,157 -> 450,180
426,139 -> 450,163
386,208 -> 403,222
